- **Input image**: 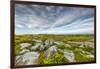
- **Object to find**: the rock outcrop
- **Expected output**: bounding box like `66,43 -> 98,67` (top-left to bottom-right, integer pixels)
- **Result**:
16,52 -> 40,65
45,46 -> 57,58
64,50 -> 75,62
15,39 -> 94,65
20,43 -> 31,49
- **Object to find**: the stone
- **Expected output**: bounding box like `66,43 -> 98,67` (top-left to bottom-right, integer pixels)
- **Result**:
39,45 -> 45,51
80,42 -> 85,48
64,50 -> 75,62
84,42 -> 94,48
15,52 -> 40,65
31,45 -> 39,51
20,43 -> 31,49
31,43 -> 45,51
45,39 -> 54,47
80,42 -> 94,48
54,41 -> 64,45
16,55 -> 22,65
20,49 -> 30,54
45,46 -> 57,58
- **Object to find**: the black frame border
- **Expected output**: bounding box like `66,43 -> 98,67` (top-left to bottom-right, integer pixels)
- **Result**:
10,1 -> 96,68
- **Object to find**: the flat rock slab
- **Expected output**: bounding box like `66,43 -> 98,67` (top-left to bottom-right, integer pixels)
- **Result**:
20,43 -> 31,49
64,50 -> 75,62
16,52 -> 40,65
45,46 -> 57,58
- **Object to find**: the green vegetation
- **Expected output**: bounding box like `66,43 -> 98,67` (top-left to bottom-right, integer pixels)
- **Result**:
38,51 -> 67,64
15,34 -> 93,43
15,34 -> 95,65
15,44 -> 22,55
74,48 -> 94,62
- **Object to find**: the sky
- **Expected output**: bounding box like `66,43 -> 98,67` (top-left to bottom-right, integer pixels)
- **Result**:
15,4 -> 94,35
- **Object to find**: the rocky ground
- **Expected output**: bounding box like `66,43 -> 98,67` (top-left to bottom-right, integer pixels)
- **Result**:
15,39 -> 95,66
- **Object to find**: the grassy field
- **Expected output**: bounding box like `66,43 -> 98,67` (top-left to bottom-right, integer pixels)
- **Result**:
15,34 -> 94,43
15,34 -> 95,65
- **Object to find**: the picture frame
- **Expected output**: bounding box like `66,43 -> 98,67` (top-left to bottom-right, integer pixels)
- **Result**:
10,1 -> 96,68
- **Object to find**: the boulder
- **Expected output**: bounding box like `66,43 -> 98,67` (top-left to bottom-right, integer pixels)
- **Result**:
20,43 -> 31,49
16,55 -> 22,65
31,45 -> 39,51
15,52 -> 40,65
45,39 -> 54,47
31,43 -> 45,51
54,41 -> 64,45
80,42 -> 85,48
64,50 -> 75,62
39,45 -> 45,51
84,42 -> 94,48
20,49 -> 30,54
45,46 -> 57,58
80,42 -> 94,48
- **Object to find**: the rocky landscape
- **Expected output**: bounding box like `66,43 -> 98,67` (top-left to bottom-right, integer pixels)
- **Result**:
15,35 -> 95,66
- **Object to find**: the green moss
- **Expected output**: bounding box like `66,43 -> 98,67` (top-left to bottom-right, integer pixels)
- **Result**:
74,49 -> 94,62
51,52 -> 68,64
57,45 -> 66,50
57,44 -> 72,51
15,44 -> 22,55
82,46 -> 94,53
38,52 -> 67,64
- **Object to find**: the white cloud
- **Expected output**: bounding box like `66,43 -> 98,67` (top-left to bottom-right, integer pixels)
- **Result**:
15,4 -> 94,34
16,24 -> 24,28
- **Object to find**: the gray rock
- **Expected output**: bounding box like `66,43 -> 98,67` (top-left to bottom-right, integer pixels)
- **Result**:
31,43 -> 45,51
54,41 -> 64,45
45,46 -> 57,58
80,42 -> 94,48
39,45 -> 45,51
20,43 -> 31,49
45,39 -> 54,47
80,42 -> 85,48
16,55 -> 22,65
20,49 -> 30,54
64,50 -> 75,62
31,45 -> 39,51
16,52 -> 40,65
84,42 -> 94,48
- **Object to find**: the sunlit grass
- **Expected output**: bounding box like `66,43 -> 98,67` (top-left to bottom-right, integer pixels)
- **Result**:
15,34 -> 94,64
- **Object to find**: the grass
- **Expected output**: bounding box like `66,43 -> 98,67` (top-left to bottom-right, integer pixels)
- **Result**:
38,51 -> 67,64
15,44 -> 22,55
15,34 -> 93,43
15,34 -> 94,64
74,48 -> 94,62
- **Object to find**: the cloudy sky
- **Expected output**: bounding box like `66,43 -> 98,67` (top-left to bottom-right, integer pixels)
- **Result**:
15,4 -> 94,35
